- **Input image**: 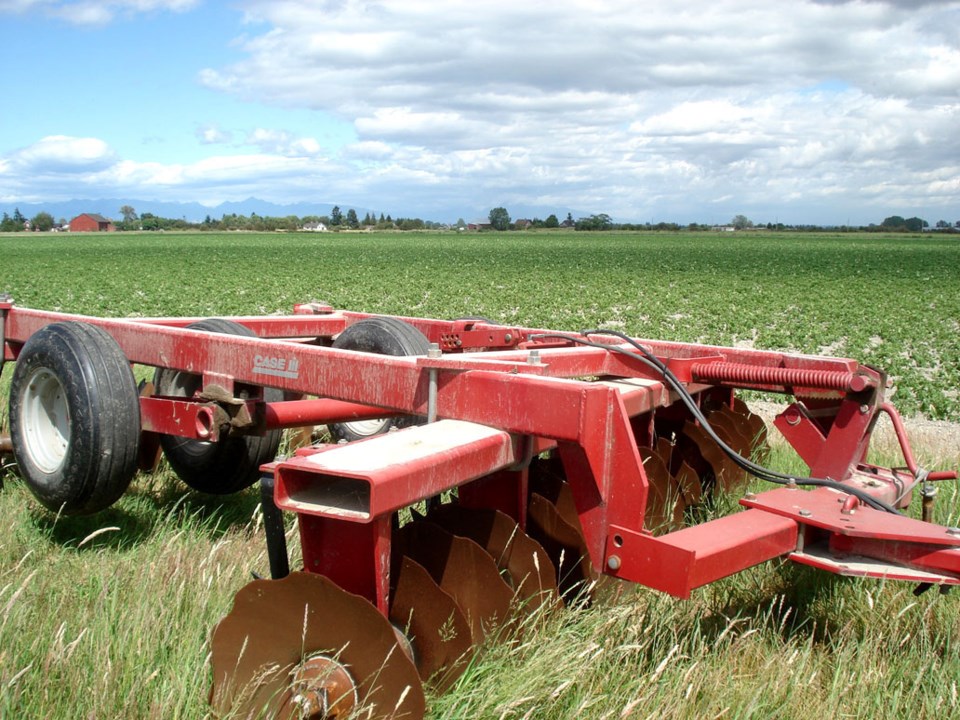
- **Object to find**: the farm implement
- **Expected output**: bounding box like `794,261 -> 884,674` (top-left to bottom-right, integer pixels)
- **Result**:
1,297 -> 959,719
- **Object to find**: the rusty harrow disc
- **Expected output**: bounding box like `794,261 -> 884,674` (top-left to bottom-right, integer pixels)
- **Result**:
425,505 -> 560,614
638,446 -> 686,534
649,401 -> 770,519
527,469 -> 599,602
210,572 -> 424,720
390,556 -> 473,693
210,400 -> 768,718
212,502 -> 573,719
394,520 -> 514,645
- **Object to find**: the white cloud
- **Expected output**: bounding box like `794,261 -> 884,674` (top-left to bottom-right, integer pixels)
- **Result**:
10,135 -> 116,171
196,124 -> 233,145
0,134 -> 348,204
4,0 -> 960,223
183,0 -> 960,221
244,129 -> 324,157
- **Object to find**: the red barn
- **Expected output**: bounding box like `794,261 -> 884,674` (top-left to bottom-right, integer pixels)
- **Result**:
69,213 -> 115,232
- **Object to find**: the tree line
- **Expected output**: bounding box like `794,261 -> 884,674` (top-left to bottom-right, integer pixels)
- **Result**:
2,205 -> 958,234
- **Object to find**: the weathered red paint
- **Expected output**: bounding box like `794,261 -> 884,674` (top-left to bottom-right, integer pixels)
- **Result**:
4,300 -> 958,612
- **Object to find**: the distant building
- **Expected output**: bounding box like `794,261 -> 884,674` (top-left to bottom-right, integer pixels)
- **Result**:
69,213 -> 116,232
302,221 -> 328,232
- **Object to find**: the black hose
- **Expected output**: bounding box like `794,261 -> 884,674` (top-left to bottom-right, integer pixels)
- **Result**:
530,330 -> 901,515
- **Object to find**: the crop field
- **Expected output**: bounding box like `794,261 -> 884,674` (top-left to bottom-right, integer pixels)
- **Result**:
1,229 -> 958,420
1,229 -> 959,719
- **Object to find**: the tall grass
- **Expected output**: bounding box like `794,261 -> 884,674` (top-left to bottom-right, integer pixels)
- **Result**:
1,231 -> 958,718
0,440 -> 956,719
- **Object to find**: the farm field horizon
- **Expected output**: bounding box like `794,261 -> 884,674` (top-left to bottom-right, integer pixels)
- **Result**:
1,228 -> 959,719
2,228 -> 958,421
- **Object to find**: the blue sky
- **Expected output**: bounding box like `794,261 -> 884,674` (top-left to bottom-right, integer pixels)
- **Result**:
1,0 -> 958,224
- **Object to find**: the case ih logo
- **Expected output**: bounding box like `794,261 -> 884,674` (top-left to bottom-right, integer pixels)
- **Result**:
253,354 -> 300,379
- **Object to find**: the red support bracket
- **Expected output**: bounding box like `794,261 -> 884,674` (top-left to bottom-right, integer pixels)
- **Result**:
740,486 -> 960,546
139,396 -> 221,441
603,510 -> 799,598
741,486 -> 960,584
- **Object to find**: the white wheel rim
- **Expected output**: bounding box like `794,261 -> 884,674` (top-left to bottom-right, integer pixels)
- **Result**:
21,368 -> 71,473
341,418 -> 390,437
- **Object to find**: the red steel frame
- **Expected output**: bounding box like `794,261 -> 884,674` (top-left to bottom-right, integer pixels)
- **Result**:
2,299 -> 958,612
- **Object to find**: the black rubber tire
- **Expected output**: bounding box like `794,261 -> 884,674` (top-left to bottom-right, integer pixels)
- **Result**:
8,322 -> 140,515
329,317 -> 431,443
153,319 -> 283,495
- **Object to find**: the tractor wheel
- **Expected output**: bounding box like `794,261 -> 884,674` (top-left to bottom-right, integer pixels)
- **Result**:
153,319 -> 282,495
329,317 -> 431,443
8,322 -> 140,515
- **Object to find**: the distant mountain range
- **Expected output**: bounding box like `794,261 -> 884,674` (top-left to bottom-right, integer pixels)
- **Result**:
0,198 -> 369,224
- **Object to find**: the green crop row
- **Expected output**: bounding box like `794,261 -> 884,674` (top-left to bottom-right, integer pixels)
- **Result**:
1,229 -> 958,420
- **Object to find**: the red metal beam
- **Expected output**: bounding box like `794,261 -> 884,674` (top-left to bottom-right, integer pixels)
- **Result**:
274,420 -> 518,521
603,510 -> 800,598
263,398 -> 399,429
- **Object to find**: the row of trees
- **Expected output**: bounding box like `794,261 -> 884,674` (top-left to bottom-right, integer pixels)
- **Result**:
115,205 -> 447,232
3,204 -> 958,234
487,209 -> 958,233
0,208 -> 56,232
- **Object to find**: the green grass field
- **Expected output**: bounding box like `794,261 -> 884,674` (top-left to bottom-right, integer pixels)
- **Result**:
2,229 -> 957,419
1,230 -> 959,719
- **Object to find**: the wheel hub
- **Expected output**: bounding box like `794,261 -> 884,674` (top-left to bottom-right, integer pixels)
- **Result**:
21,367 -> 70,473
282,655 -> 358,719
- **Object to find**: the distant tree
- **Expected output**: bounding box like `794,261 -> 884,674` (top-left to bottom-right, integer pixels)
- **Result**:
397,217 -> 425,230
904,217 -> 928,232
31,211 -> 55,231
488,207 -> 511,231
346,208 -> 359,228
455,218 -> 466,230
0,212 -> 16,232
731,214 -> 753,230
330,206 -> 343,226
575,213 -> 613,231
544,213 -> 559,228
881,215 -> 906,229
140,212 -> 160,231
120,205 -> 137,223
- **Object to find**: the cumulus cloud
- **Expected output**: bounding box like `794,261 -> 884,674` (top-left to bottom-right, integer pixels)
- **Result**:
5,0 -> 959,222
244,129 -> 324,157
186,0 -> 960,221
8,135 -> 117,171
0,134 -> 346,204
